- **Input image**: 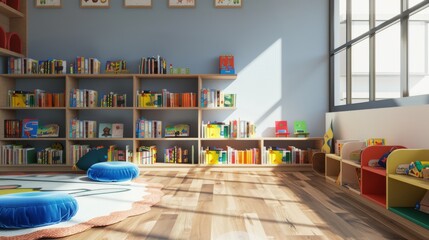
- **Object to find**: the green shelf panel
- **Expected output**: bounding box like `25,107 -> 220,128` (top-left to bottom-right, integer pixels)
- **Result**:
389,207 -> 429,230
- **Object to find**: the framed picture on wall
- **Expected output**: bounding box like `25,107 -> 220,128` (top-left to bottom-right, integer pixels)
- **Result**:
214,0 -> 242,8
168,0 -> 195,8
124,0 -> 152,8
35,0 -> 62,8
80,0 -> 110,8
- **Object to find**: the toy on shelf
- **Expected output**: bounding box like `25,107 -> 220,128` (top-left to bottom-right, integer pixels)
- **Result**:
275,120 -> 290,137
415,191 -> 429,214
106,60 -> 128,74
219,55 -> 235,74
406,161 -> 429,178
366,138 -> 386,146
293,120 -> 309,137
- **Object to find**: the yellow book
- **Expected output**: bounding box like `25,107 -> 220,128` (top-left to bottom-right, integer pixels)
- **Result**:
269,150 -> 283,164
207,124 -> 221,138
143,93 -> 154,107
206,150 -> 219,165
12,93 -> 26,107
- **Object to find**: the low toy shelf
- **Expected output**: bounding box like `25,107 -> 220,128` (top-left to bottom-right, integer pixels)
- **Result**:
387,149 -> 429,230
340,141 -> 366,195
360,145 -> 406,207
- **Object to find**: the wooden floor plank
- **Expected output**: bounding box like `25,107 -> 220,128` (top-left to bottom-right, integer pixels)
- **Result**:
57,170 -> 427,240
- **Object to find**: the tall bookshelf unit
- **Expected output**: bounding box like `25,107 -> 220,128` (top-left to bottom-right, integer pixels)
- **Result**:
0,73 -> 323,171
0,1 -> 26,57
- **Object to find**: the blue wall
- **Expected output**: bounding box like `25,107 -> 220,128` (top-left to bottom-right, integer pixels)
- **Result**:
28,0 -> 329,137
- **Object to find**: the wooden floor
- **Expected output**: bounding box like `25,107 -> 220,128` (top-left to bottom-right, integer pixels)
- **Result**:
59,169 -> 426,240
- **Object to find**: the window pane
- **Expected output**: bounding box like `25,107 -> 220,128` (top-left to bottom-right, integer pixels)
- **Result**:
376,0 -> 400,27
376,23 -> 401,100
409,6 -> 429,96
334,0 -> 347,48
352,38 -> 369,103
334,49 -> 347,106
409,0 -> 424,9
352,0 -> 369,38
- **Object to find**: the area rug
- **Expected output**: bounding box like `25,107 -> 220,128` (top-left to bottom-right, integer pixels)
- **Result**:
0,174 -> 164,240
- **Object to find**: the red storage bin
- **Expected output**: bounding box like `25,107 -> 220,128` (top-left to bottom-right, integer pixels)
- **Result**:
6,32 -> 21,54
6,0 -> 19,11
0,26 -> 6,49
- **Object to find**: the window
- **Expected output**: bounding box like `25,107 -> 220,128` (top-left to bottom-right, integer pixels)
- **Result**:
330,0 -> 429,111
409,6 -> 429,96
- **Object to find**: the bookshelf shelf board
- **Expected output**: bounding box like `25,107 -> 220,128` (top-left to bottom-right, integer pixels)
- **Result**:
342,159 -> 361,168
68,74 -> 134,79
136,138 -> 199,141
0,74 -> 66,79
326,153 -> 342,161
362,166 -> 386,176
68,107 -> 133,110
0,107 -> 66,110
362,193 -> 386,207
389,174 -> 429,190
389,207 -> 429,230
262,137 -> 323,141
136,107 -> 199,110
141,163 -> 312,168
1,138 -> 66,141
200,74 -> 237,80
68,138 -> 134,141
0,47 -> 25,58
201,138 -> 261,141
135,74 -> 199,79
0,2 -> 24,17
201,107 -> 237,111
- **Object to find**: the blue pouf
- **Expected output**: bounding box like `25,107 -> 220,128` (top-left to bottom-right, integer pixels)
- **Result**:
87,161 -> 139,182
0,192 -> 78,229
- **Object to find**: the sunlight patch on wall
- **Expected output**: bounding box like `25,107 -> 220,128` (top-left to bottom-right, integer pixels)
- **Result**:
226,39 -> 283,137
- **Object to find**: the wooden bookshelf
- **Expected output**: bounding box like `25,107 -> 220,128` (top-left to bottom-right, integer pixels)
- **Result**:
386,149 -> 429,231
0,73 -> 323,170
0,0 -> 26,57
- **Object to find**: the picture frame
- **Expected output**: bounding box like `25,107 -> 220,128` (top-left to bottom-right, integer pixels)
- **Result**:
168,0 -> 195,8
214,0 -> 242,8
35,0 -> 62,8
124,0 -> 152,8
80,0 -> 110,8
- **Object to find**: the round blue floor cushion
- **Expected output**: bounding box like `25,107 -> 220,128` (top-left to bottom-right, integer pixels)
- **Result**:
87,161 -> 140,182
0,192 -> 78,229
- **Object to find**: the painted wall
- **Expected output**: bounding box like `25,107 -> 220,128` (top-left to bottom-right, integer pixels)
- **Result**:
326,104 -> 429,148
28,0 -> 329,137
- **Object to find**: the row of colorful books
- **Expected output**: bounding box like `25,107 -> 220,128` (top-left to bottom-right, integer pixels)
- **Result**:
72,57 -> 101,74
200,146 -> 260,165
7,57 -> 66,75
139,56 -> 168,74
136,90 -> 198,108
69,120 -> 124,139
106,145 -> 131,162
164,145 -> 194,164
201,120 -> 256,139
69,89 -> 98,107
4,119 -> 59,138
200,89 -> 236,108
136,119 -> 162,138
70,145 -> 132,166
1,144 -> 64,165
136,145 -> 157,165
8,90 -> 65,108
100,92 -> 127,107
261,146 -> 308,165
